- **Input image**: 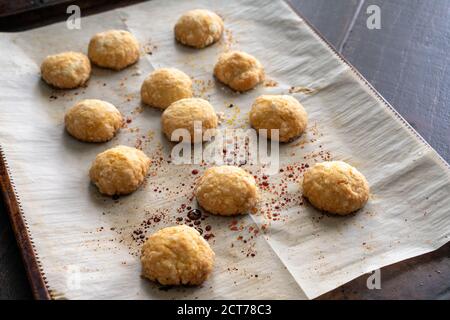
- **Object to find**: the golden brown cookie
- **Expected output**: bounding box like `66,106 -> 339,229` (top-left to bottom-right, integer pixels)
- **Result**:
141,68 -> 193,109
174,9 -> 224,48
213,51 -> 264,92
302,161 -> 370,215
41,51 -> 91,89
249,95 -> 308,142
195,166 -> 259,216
141,225 -> 215,285
88,30 -> 140,70
89,145 -> 150,196
161,98 -> 218,143
65,99 -> 123,142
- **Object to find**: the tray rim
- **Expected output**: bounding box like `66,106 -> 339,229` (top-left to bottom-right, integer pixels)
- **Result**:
0,0 -> 449,300
0,146 -> 51,300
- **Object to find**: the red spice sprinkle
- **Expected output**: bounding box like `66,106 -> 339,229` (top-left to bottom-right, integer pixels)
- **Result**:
192,169 -> 199,175
187,209 -> 202,220
204,233 -> 215,240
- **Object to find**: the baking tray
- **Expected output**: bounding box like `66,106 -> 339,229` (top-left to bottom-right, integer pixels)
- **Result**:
0,0 -> 449,300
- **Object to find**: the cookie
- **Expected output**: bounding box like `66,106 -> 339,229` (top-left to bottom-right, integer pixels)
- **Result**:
214,51 -> 264,92
141,225 -> 215,285
302,161 -> 370,215
41,51 -> 91,89
195,166 -> 259,216
89,145 -> 150,196
88,30 -> 140,70
141,68 -> 193,109
161,98 -> 218,143
250,95 -> 308,142
65,99 -> 122,142
174,9 -> 224,48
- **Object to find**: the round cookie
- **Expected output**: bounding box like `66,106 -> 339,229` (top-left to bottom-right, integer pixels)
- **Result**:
141,225 -> 215,286
161,98 -> 218,143
249,95 -> 308,142
89,145 -> 150,196
213,51 -> 264,92
88,30 -> 140,70
174,9 -> 224,48
195,166 -> 259,216
302,161 -> 370,215
141,68 -> 193,109
65,99 -> 123,142
41,51 -> 91,89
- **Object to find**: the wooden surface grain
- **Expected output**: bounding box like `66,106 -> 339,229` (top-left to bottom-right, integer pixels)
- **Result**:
340,0 -> 450,162
0,0 -> 449,299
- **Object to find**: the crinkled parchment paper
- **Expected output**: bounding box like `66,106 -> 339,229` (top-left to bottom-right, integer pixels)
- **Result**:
0,0 -> 449,299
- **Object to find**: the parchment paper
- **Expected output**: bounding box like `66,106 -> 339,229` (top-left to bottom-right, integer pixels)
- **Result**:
0,0 -> 449,299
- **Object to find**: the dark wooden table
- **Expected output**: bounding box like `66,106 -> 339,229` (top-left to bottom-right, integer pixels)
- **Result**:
0,0 -> 449,300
